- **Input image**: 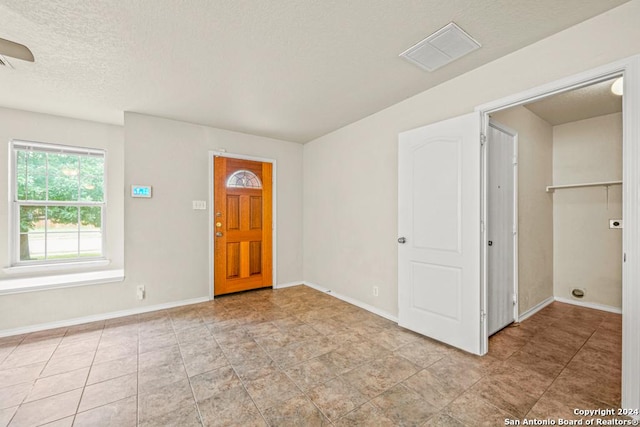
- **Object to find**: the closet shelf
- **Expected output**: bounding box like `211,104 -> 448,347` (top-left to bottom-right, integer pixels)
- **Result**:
546,180 -> 622,193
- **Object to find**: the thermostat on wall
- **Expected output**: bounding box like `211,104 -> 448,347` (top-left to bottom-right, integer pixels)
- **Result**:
131,185 -> 152,198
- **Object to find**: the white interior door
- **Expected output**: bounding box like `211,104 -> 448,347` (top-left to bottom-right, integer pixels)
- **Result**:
487,122 -> 516,336
398,112 -> 483,355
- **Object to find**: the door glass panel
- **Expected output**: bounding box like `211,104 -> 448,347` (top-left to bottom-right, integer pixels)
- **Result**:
226,170 -> 262,188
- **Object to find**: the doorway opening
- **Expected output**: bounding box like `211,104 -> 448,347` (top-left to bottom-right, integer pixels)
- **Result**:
486,76 -> 623,333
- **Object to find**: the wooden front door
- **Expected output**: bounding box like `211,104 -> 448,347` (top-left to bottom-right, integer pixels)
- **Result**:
214,156 -> 273,296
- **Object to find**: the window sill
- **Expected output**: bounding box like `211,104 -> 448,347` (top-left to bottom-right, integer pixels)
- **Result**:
0,269 -> 125,295
3,260 -> 111,275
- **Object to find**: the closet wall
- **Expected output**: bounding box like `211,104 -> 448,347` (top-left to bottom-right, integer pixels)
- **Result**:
490,106 -> 554,315
552,112 -> 623,309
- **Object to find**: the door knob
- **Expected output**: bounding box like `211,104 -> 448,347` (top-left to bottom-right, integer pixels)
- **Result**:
216,232 -> 223,237
398,237 -> 407,244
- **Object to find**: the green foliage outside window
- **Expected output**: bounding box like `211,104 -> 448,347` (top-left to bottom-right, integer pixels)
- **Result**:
16,149 -> 105,261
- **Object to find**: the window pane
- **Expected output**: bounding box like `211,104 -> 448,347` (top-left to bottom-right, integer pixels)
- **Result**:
47,232 -> 79,259
79,157 -> 104,202
80,206 -> 102,231
19,206 -> 45,233
19,233 -> 45,261
47,206 -> 79,230
80,232 -> 102,257
47,153 -> 79,201
18,151 -> 47,201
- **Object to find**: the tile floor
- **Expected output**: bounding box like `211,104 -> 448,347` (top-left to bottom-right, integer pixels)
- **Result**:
0,285 -> 624,426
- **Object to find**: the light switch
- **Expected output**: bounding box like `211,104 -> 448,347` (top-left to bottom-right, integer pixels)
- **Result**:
192,200 -> 207,210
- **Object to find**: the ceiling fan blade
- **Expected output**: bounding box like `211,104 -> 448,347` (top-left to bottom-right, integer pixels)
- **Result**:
0,37 -> 34,62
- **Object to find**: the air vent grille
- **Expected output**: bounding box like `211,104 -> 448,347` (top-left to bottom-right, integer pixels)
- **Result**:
400,22 -> 480,72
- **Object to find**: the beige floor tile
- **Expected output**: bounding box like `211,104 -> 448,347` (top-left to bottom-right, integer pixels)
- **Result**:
39,415 -> 74,427
74,395 -> 137,427
9,388 -> 82,427
190,365 -> 242,402
180,340 -> 229,377
393,341 -> 448,368
243,370 -> 302,410
41,351 -> 95,377
139,402 -> 200,427
0,362 -> 44,388
403,368 -> 466,409
78,372 -> 137,412
284,357 -> 337,391
444,390 -> 515,427
341,354 -> 418,399
371,383 -> 438,425
333,402 -> 396,427
87,355 -> 138,385
0,383 -> 32,410
0,406 -> 18,427
53,337 -> 100,358
93,342 -> 137,365
424,412 -> 467,427
263,395 -> 330,426
468,375 -> 538,418
197,389 -> 265,427
307,377 -> 367,421
24,367 -> 89,403
138,378 -> 195,424
175,325 -> 213,345
0,346 -> 56,370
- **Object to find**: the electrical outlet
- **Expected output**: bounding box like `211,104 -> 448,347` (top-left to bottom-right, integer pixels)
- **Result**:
373,286 -> 379,297
136,285 -> 145,300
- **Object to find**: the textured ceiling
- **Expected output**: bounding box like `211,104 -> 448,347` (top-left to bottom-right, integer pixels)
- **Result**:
0,0 -> 630,143
525,78 -> 623,125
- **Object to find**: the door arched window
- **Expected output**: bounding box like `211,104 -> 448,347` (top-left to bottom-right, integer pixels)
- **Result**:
226,170 -> 262,189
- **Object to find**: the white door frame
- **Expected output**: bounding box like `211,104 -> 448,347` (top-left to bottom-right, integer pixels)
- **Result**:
476,55 -> 640,409
208,151 -> 278,300
486,120 -> 519,329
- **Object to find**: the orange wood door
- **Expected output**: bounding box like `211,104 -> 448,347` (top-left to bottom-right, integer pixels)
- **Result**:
214,156 -> 272,295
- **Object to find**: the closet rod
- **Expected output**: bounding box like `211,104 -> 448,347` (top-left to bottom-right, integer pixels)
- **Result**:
546,180 -> 622,193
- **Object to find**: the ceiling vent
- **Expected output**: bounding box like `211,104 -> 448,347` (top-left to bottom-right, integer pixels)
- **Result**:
400,22 -> 481,72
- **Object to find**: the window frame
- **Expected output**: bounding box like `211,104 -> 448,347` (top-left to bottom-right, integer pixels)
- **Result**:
9,139 -> 108,267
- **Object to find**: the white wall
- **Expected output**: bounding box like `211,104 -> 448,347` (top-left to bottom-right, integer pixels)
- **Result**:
123,113 -> 303,308
0,107 -> 124,330
553,113 -> 623,308
491,107 -> 554,316
303,1 -> 640,318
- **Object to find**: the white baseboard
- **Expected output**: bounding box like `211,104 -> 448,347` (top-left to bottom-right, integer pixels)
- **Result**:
303,281 -> 398,323
517,296 -> 554,322
274,281 -> 304,289
0,296 -> 210,338
554,297 -> 622,314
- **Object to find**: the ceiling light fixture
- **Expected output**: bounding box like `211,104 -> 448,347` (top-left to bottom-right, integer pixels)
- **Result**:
399,22 -> 481,72
611,77 -> 623,96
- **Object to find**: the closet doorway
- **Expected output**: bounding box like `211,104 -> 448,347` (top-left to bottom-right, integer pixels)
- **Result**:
486,76 -> 623,331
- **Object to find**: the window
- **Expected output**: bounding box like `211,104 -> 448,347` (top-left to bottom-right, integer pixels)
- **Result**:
226,170 -> 262,189
10,140 -> 106,265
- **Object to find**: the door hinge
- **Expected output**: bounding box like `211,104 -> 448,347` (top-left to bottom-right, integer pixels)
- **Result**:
513,293 -> 518,306
513,155 -> 518,166
480,220 -> 485,233
480,134 -> 487,145
480,310 -> 487,322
